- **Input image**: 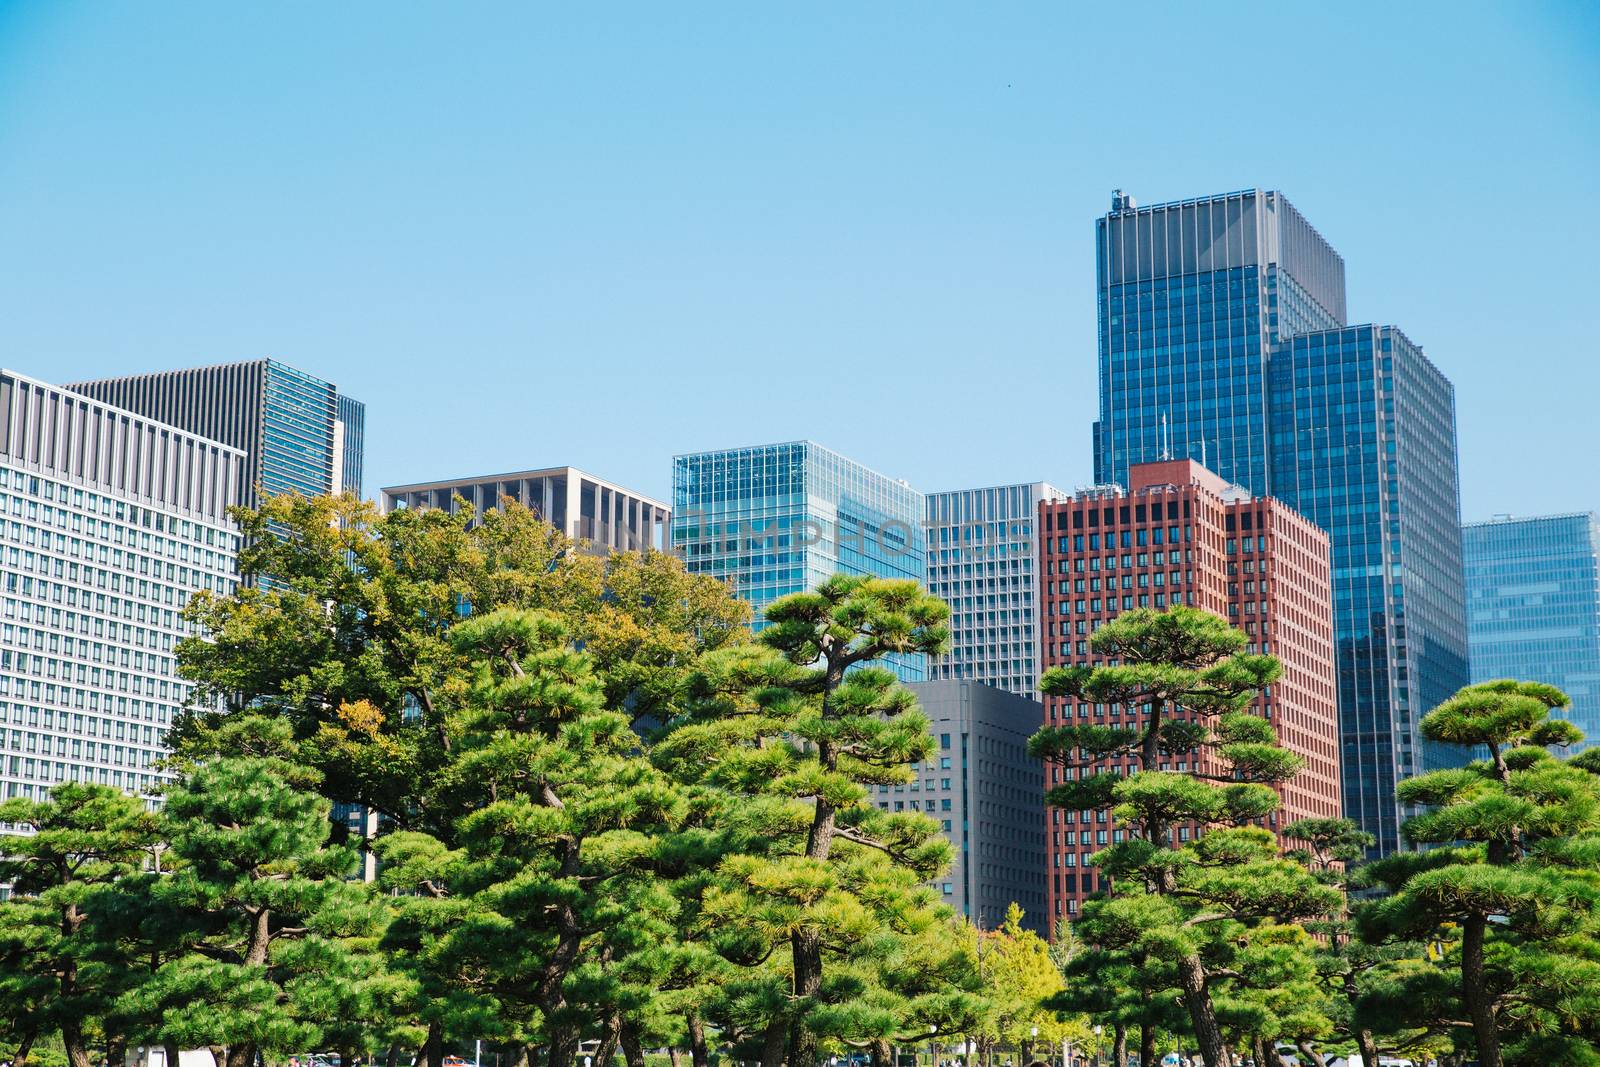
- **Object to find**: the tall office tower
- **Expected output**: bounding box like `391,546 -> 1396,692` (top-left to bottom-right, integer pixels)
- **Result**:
900,680 -> 1047,934
1093,188 -> 1468,857
68,359 -> 366,508
1093,189 -> 1347,497
383,466 -> 671,554
1037,460 -> 1338,922
1269,326 -> 1469,855
672,441 -> 927,680
0,371 -> 241,808
925,483 -> 1066,697
1463,513 -> 1600,751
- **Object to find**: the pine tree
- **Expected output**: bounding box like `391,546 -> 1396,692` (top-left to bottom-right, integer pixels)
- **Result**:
147,756 -> 383,1067
0,784 -> 160,1067
1028,606 -> 1340,1067
654,574 -> 954,1065
1357,680 -> 1600,1067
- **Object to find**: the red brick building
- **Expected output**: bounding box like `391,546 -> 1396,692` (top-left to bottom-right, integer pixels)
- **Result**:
1037,459 -> 1340,923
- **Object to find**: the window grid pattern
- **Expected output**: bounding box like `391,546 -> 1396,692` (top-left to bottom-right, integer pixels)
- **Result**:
1465,513 -> 1600,752
925,483 -> 1065,697
672,441 -> 927,681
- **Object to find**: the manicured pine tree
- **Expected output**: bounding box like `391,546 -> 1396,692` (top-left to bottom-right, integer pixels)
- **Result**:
1357,680 -> 1600,1067
654,574 -> 954,1066
0,784 -> 161,1067
147,756 -> 383,1067
1028,606 -> 1341,1067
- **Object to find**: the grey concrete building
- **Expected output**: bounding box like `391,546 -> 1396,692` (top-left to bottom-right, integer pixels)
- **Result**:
895,680 -> 1047,935
382,466 -> 670,554
925,483 -> 1066,697
0,370 -> 242,808
68,358 -> 366,509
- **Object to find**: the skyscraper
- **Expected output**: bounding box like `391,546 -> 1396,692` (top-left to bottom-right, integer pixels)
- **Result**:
0,370 -> 241,807
902,680 -> 1047,934
1093,189 -> 1468,857
671,441 -> 927,679
925,482 -> 1065,697
1269,326 -> 1469,854
1463,513 -> 1600,751
1037,460 -> 1339,921
68,359 -> 366,508
1093,189 -> 1346,496
382,465 -> 670,554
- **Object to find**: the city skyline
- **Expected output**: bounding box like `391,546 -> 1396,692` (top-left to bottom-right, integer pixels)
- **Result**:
5,5 -> 1597,522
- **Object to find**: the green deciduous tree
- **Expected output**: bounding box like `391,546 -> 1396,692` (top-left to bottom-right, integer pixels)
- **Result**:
1358,680 -> 1600,1067
1029,607 -> 1340,1067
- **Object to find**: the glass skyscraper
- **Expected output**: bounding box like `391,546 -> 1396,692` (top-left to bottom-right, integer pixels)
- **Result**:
69,358 -> 365,509
1094,189 -> 1469,857
672,441 -> 927,679
1269,326 -> 1469,854
1094,188 -> 1346,496
1464,513 -> 1600,752
925,482 -> 1065,697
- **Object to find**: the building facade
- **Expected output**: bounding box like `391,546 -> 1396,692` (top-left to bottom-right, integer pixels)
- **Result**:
68,359 -> 365,508
1037,460 -> 1339,921
902,680 -> 1048,935
671,441 -> 927,679
1464,513 -> 1600,751
1093,188 -> 1346,497
1269,325 -> 1470,854
382,466 -> 670,554
1093,188 -> 1468,857
925,483 -> 1066,697
0,370 -> 241,810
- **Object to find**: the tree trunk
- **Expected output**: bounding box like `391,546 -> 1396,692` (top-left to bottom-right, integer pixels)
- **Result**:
547,1025 -> 582,1067
109,1037 -> 128,1067
1354,1033 -> 1379,1067
789,927 -> 824,1067
759,1017 -> 784,1067
61,1018 -> 93,1067
619,1025 -> 647,1067
1112,1026 -> 1127,1067
1140,1026 -> 1156,1067
669,1051 -> 681,1067
419,1022 -> 445,1067
164,1041 -> 183,1067
384,1047 -> 401,1067
15,1031 -> 37,1067
1251,1037 -> 1268,1067
688,1016 -> 710,1067
596,1014 -> 622,1067
870,1039 -> 892,1067
1293,1043 -> 1322,1067
207,1048 -> 227,1067
1460,915 -> 1501,1067
1176,953 -> 1228,1067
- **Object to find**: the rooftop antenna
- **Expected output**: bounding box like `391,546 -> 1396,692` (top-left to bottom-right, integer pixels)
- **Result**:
1159,414 -> 1172,460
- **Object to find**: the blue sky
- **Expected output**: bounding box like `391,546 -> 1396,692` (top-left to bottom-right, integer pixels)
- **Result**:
2,2 -> 1596,520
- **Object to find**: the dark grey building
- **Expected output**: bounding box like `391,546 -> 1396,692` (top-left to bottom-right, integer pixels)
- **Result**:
1464,513 -> 1600,752
896,681 -> 1047,935
68,358 -> 366,509
382,466 -> 670,554
1094,189 -> 1469,858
